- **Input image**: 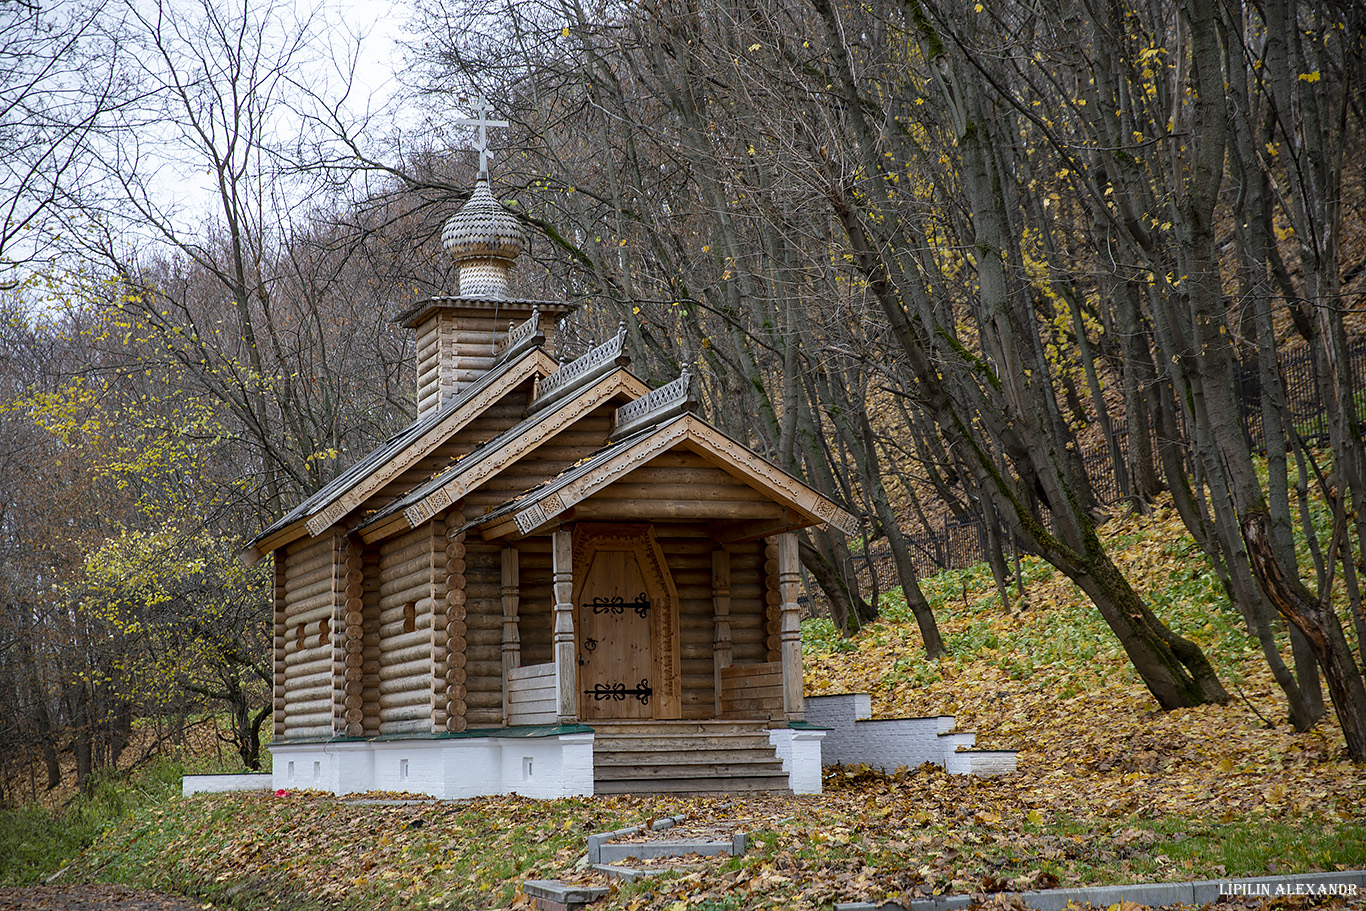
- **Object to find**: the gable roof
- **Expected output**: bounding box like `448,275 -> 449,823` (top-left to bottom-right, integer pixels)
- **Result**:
354,365 -> 651,544
242,345 -> 558,564
465,414 -> 860,542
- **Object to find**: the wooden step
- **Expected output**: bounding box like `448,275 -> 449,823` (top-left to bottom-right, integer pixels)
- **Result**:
594,747 -> 781,765
590,721 -> 772,735
593,734 -> 774,752
595,759 -> 786,781
590,720 -> 789,794
594,774 -> 791,795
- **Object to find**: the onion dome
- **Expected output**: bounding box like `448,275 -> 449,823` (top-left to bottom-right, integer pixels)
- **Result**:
441,175 -> 526,299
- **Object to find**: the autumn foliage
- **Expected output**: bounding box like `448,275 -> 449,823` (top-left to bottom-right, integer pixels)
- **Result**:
59,501 -> 1366,910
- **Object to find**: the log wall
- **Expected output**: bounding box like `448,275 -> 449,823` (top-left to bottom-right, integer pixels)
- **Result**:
463,537 -> 505,725
654,525 -> 766,719
361,540 -> 382,736
377,525 -> 436,734
281,534 -> 342,740
515,536 -> 553,666
443,510 -> 468,732
272,559 -> 286,738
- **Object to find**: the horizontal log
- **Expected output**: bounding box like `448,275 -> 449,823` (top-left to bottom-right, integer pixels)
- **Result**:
286,574 -> 340,606
378,709 -> 432,728
284,650 -> 332,671
380,527 -> 433,561
722,696 -> 783,714
465,660 -> 502,682
377,641 -> 432,667
285,601 -> 337,627
571,500 -> 786,521
379,615 -> 433,639
379,565 -> 434,596
378,627 -> 431,652
465,691 -> 501,708
284,549 -> 337,581
378,686 -> 432,707
284,722 -> 335,739
379,657 -> 434,682
282,703 -> 332,722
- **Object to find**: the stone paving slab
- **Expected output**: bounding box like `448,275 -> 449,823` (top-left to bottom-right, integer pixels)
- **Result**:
832,869 -> 1366,911
522,879 -> 608,911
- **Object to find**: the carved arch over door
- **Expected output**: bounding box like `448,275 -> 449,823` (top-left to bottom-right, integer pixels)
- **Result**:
571,523 -> 682,720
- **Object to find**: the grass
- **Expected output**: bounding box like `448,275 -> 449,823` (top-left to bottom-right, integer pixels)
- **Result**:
0,759 -> 186,885
0,724 -> 266,887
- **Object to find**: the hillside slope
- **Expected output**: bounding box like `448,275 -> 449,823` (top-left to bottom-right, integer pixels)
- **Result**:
48,498 -> 1366,911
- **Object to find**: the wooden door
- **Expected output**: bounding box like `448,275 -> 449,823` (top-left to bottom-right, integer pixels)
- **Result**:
578,550 -> 653,720
572,524 -> 682,721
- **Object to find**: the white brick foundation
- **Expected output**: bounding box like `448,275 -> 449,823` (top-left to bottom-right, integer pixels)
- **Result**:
768,727 -> 827,794
805,693 -> 1016,776
270,730 -> 596,798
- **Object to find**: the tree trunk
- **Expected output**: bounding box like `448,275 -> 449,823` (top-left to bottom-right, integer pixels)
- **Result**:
1244,510 -> 1366,761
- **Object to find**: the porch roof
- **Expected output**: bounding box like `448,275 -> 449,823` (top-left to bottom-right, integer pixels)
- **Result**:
462,414 -> 860,541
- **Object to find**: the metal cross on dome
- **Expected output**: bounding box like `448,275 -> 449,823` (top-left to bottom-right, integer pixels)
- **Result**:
454,93 -> 508,178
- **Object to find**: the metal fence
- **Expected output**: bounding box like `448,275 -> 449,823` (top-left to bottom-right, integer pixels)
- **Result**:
873,337 -> 1366,579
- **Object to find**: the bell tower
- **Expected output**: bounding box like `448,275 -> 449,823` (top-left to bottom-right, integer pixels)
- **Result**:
397,96 -> 573,419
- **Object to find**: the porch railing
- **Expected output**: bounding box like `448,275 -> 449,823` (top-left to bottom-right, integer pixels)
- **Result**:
718,661 -> 783,717
507,663 -> 557,726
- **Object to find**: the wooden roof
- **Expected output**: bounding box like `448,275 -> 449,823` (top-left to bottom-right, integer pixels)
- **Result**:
354,366 -> 650,544
242,345 -> 558,564
246,322 -> 859,561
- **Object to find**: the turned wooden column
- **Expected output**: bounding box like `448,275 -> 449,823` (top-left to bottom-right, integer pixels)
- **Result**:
551,528 -> 577,723
776,532 -> 804,722
500,547 -> 521,724
711,549 -> 732,715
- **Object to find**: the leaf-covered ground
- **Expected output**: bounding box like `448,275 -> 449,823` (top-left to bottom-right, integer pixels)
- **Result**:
65,499 -> 1366,910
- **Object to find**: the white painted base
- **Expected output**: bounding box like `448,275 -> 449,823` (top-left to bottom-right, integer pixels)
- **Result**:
182,773 -> 274,797
805,693 -> 1017,776
768,727 -> 827,794
270,732 -> 595,798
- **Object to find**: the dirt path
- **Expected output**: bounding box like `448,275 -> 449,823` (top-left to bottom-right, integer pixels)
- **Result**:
0,885 -> 223,911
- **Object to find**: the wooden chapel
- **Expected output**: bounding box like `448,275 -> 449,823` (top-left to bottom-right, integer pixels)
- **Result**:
245,153 -> 857,798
